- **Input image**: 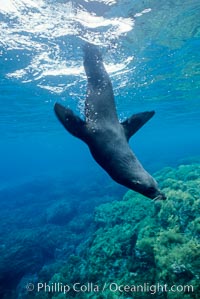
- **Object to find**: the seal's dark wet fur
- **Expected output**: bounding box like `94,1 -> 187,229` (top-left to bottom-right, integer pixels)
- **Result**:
54,43 -> 166,200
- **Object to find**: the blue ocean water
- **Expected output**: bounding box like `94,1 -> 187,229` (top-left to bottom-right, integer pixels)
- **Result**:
0,1 -> 200,298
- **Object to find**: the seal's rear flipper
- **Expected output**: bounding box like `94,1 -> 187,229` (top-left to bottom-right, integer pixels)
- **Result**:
54,103 -> 88,142
121,111 -> 155,140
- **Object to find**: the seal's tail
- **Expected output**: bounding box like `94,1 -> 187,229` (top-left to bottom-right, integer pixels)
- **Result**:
83,42 -> 109,88
83,42 -> 102,62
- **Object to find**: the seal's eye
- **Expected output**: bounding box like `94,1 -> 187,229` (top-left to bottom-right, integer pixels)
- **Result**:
133,180 -> 141,185
131,180 -> 142,188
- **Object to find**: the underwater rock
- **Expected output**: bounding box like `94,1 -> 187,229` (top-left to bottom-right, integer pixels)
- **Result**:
46,200 -> 75,225
171,263 -> 194,280
39,162 -> 200,299
1,162 -> 200,299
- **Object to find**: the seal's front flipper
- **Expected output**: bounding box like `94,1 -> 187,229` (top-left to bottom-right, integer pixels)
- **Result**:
54,103 -> 88,142
121,111 -> 155,141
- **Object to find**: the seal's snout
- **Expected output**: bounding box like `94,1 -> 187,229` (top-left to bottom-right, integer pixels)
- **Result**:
154,192 -> 167,201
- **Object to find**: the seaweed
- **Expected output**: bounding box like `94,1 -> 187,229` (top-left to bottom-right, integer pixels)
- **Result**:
42,163 -> 200,299
2,163 -> 200,299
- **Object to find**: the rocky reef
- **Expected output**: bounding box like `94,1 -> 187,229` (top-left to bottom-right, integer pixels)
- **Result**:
1,162 -> 200,299
25,162 -> 200,299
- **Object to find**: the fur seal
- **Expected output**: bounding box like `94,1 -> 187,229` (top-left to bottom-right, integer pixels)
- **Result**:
54,43 -> 166,200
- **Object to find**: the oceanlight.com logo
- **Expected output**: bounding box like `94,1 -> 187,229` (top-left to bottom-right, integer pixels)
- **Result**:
26,282 -> 194,295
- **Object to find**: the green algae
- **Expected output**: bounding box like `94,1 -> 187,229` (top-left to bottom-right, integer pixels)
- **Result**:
19,163 -> 200,298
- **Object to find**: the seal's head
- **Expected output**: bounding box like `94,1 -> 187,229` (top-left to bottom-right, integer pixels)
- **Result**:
126,176 -> 166,200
